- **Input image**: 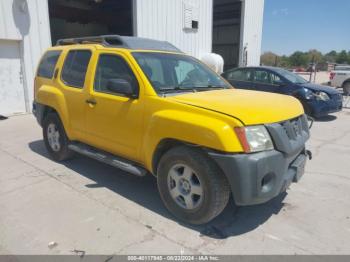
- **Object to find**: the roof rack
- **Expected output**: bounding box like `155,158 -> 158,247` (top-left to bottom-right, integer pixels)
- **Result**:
56,35 -> 183,53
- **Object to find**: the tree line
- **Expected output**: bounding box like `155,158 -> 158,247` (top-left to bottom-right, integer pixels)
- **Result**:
261,49 -> 350,69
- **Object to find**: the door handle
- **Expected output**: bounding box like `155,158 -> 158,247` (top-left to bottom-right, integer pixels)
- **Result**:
86,98 -> 97,105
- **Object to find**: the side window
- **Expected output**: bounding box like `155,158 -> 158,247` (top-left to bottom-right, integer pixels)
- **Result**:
227,69 -> 254,82
270,73 -> 282,85
253,70 -> 270,84
37,50 -> 62,79
253,70 -> 282,85
61,50 -> 91,88
94,54 -> 138,94
226,70 -> 244,81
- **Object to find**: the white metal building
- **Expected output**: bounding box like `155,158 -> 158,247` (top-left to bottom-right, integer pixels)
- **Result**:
0,0 -> 264,116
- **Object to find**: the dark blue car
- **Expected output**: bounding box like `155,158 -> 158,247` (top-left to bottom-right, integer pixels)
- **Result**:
222,66 -> 343,118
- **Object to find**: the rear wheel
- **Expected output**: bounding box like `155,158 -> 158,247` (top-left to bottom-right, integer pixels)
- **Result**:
157,146 -> 230,225
43,112 -> 74,161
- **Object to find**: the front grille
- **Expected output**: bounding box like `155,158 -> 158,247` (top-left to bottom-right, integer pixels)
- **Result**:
281,116 -> 308,141
266,115 -> 310,155
332,93 -> 342,101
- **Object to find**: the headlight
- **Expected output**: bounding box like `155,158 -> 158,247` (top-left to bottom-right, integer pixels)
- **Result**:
235,125 -> 274,153
304,88 -> 314,100
315,91 -> 330,101
304,88 -> 330,101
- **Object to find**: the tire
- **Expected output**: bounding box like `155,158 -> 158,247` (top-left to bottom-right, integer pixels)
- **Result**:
43,112 -> 74,161
157,146 -> 230,225
301,102 -> 312,117
343,82 -> 350,96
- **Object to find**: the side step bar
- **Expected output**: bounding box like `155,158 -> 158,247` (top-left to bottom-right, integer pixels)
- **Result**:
68,143 -> 147,177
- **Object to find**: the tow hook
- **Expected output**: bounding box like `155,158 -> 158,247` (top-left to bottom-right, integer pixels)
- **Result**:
306,150 -> 312,160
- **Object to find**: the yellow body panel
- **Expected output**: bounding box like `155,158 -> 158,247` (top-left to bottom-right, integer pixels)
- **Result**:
169,89 -> 304,125
34,44 -> 304,173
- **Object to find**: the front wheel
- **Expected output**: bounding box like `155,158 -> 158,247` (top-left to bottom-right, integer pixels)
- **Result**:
301,102 -> 312,117
157,146 -> 230,225
343,82 -> 350,96
43,112 -> 74,161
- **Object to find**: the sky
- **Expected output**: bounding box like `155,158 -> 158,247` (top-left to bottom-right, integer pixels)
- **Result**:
262,0 -> 350,56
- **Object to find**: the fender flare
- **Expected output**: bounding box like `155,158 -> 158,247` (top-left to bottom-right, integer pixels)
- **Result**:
142,110 -> 244,172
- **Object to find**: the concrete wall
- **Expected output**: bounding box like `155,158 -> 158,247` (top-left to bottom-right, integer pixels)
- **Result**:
0,0 -> 51,113
239,0 -> 264,66
134,0 -> 213,59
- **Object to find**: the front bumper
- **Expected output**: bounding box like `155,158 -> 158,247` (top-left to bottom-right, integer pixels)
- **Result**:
209,149 -> 308,205
308,95 -> 342,117
208,114 -> 310,206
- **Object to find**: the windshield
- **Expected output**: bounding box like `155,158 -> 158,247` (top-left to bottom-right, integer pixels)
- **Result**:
132,52 -> 230,94
274,68 -> 308,84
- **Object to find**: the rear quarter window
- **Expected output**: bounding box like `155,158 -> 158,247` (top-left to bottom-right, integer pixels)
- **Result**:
37,50 -> 62,79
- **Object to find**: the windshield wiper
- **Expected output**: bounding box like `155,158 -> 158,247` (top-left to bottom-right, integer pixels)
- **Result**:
192,85 -> 228,90
159,86 -> 197,94
159,85 -> 228,95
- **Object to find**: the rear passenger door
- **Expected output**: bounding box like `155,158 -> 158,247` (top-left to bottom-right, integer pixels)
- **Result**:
223,69 -> 255,90
58,48 -> 93,139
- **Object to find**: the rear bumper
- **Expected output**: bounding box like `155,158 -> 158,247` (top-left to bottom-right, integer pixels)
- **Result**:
209,149 -> 308,206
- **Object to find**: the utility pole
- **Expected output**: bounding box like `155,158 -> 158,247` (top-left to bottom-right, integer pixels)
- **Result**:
274,55 -> 278,67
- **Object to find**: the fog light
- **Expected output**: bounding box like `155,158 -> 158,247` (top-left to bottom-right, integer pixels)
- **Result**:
261,173 -> 275,193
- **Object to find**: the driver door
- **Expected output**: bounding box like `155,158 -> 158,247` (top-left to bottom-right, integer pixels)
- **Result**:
84,51 -> 144,162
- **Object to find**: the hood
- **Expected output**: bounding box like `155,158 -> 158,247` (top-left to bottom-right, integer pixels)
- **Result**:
302,83 -> 340,95
168,89 -> 304,125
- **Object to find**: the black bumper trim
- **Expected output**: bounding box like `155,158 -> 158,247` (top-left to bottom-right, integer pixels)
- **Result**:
208,149 -> 307,206
32,102 -> 46,126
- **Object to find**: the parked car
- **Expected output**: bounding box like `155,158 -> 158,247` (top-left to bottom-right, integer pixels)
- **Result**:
294,67 -> 306,72
222,66 -> 342,118
33,36 -> 310,225
330,65 -> 350,95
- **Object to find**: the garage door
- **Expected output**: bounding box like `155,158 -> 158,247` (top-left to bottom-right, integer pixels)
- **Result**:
0,40 -> 26,116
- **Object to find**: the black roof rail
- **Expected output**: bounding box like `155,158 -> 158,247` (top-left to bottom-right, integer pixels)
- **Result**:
56,35 -> 183,53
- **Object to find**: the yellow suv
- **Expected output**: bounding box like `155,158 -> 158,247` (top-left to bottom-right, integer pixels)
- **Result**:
33,35 -> 311,225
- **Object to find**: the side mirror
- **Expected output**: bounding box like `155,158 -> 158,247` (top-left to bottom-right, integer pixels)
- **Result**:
106,79 -> 137,98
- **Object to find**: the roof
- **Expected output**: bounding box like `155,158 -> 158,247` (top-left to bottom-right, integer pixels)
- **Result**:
56,35 -> 183,53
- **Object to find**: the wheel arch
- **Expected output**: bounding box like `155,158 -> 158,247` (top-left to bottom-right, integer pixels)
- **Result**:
342,80 -> 350,95
341,79 -> 350,87
35,84 -> 71,138
152,138 -> 194,175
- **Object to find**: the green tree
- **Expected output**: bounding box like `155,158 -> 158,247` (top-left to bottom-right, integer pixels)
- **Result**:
324,50 -> 337,62
307,49 -> 323,63
289,51 -> 308,67
260,52 -> 279,66
336,50 -> 348,64
279,55 -> 291,68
